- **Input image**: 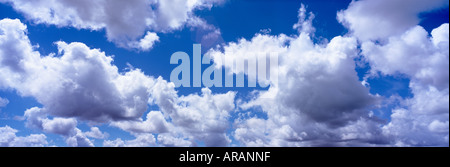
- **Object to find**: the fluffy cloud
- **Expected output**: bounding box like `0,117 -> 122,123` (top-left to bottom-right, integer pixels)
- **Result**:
207,5 -> 381,146
362,24 -> 449,90
0,0 -> 223,50
103,134 -> 156,147
1,0 -> 448,147
293,4 -> 315,34
24,107 -> 94,147
111,79 -> 236,147
338,0 -> 449,41
0,126 -> 48,147
346,0 -> 449,146
1,18 -> 154,146
128,31 -> 160,51
208,3 -> 449,147
0,18 -> 155,122
112,111 -> 170,134
85,127 -> 109,139
157,133 -> 192,147
382,84 -> 449,146
361,23 -> 449,146
1,18 -> 236,147
148,80 -> 236,146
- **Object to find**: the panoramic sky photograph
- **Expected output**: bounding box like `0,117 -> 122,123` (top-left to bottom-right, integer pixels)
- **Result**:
0,0 -> 448,147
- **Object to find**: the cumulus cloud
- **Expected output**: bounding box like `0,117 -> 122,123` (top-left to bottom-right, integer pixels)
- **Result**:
362,24 -> 449,90
103,134 -> 156,147
346,0 -> 449,146
206,5 -> 382,146
24,107 -> 94,147
0,126 -> 48,147
207,3 -> 448,147
112,111 -> 170,134
1,18 -> 154,146
85,127 -> 109,139
157,133 -> 192,147
0,0 -> 224,50
130,31 -> 160,51
338,0 -> 449,41
361,23 -> 449,146
148,80 -> 236,146
111,79 -> 236,147
1,0 -> 448,147
0,18 -> 155,123
1,18 -> 236,147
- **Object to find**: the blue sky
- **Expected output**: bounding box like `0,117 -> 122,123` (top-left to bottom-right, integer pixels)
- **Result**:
0,0 -> 449,147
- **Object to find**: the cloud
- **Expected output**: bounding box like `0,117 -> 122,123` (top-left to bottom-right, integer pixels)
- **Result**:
0,18 -> 155,123
103,134 -> 156,147
112,79 -> 236,147
1,18 -> 150,146
0,0 -> 224,50
1,18 -> 236,147
111,111 -> 170,134
207,5 -> 382,146
85,127 -> 109,139
293,4 -> 315,34
203,0 -> 449,147
361,23 -> 449,146
130,31 -> 160,51
0,97 -> 8,108
148,80 -> 236,146
157,134 -> 192,147
1,0 -> 448,147
0,126 -> 48,147
382,85 -> 449,146
362,24 -> 449,90
24,107 -> 94,147
338,0 -> 449,41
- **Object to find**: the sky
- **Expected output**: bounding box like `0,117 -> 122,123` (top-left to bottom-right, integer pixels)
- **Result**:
0,0 -> 448,147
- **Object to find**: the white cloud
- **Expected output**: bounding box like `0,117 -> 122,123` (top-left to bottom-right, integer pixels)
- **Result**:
338,0 -> 449,41
207,5 -> 381,146
360,23 -> 449,146
206,1 -> 449,147
126,31 -> 160,51
112,79 -> 236,147
112,111 -> 170,134
149,81 -> 236,146
65,128 -> 94,147
84,127 -> 109,139
42,117 -> 78,136
103,134 -> 156,147
0,0 -> 224,50
24,107 -> 94,147
103,138 -> 125,147
0,18 -> 155,123
0,97 -> 8,108
1,18 -> 235,147
137,32 -> 160,51
293,4 -> 315,34
1,0 -> 448,147
0,126 -> 48,147
157,134 -> 192,147
362,24 -> 449,90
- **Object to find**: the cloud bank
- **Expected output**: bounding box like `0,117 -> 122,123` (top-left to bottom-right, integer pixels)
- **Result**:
0,0 -> 448,147
206,3 -> 449,146
1,18 -> 235,147
0,0 -> 224,51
